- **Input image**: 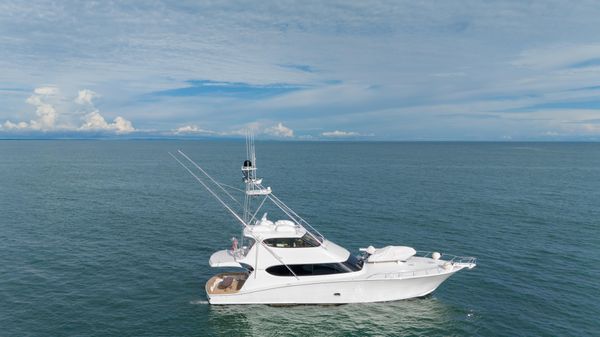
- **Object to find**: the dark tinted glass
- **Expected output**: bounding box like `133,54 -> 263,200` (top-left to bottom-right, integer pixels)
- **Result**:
266,256 -> 363,277
263,233 -> 321,248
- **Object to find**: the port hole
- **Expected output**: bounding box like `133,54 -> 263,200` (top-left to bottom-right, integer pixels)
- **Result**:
334,293 -> 341,296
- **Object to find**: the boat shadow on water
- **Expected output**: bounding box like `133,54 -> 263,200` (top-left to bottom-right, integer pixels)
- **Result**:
205,296 -> 477,337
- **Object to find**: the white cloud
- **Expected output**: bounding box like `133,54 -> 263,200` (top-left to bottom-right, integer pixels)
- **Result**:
75,89 -> 97,105
2,87 -> 135,134
80,111 -> 109,130
2,120 -> 29,130
19,86 -> 60,130
512,44 -> 600,70
221,121 -> 294,138
264,122 -> 294,137
3,2 -> 600,139
79,112 -> 134,133
75,89 -> 135,133
112,116 -> 135,133
173,124 -> 216,134
33,86 -> 59,95
321,130 -> 360,137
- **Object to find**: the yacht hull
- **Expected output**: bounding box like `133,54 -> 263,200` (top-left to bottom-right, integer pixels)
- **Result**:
207,271 -> 455,305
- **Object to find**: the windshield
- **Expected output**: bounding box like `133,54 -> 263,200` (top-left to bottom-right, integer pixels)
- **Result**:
263,233 -> 321,248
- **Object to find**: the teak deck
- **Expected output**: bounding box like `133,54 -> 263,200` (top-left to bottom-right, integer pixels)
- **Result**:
206,272 -> 248,294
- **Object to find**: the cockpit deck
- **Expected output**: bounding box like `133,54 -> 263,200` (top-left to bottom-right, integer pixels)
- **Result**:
206,272 -> 248,295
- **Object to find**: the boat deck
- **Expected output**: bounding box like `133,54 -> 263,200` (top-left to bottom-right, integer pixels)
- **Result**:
206,272 -> 248,295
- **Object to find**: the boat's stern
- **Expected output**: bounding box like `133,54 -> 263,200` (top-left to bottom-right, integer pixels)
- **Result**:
205,272 -> 249,304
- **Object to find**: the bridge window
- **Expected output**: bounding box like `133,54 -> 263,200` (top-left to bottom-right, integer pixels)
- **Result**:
263,233 -> 321,248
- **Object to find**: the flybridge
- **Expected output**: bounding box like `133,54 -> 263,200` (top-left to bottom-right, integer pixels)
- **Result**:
169,133 -> 324,244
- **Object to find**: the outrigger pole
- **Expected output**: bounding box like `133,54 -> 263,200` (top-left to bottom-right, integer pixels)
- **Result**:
169,150 -> 300,280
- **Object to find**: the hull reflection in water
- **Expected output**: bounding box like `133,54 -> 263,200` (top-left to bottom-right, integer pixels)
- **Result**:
207,297 -> 477,337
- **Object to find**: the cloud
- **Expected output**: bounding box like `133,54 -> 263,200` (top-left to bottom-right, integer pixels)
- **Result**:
112,117 -> 135,133
34,86 -> 59,95
11,86 -> 60,131
151,80 -> 304,99
3,2 -> 600,139
75,89 -> 135,133
75,89 -> 97,105
2,120 -> 29,130
264,122 -> 294,137
219,121 -> 295,138
512,44 -> 600,70
79,112 -> 134,133
173,124 -> 216,134
321,130 -> 360,137
1,87 -> 135,134
169,121 -> 294,138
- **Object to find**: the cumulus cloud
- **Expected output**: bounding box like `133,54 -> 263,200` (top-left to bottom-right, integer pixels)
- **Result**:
321,130 -> 360,137
75,89 -> 97,105
79,112 -> 134,133
173,124 -> 216,134
2,120 -> 29,130
76,89 -> 135,133
19,86 -> 60,130
1,87 -> 135,134
1,86 -> 62,131
264,122 -> 294,137
5,2 -> 600,140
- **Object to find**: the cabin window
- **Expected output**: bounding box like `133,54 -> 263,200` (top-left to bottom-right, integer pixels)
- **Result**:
263,233 -> 321,248
266,256 -> 364,277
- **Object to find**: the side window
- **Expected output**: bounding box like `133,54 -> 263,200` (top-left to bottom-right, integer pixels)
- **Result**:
266,265 -> 294,276
311,264 -> 340,275
266,257 -> 363,277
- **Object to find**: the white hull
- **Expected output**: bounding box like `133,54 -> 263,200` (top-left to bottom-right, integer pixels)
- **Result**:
207,270 -> 456,305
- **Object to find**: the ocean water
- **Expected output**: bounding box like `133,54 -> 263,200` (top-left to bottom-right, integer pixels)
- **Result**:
1,140 -> 599,336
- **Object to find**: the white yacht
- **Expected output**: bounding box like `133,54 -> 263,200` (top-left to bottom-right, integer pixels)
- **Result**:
170,137 -> 476,305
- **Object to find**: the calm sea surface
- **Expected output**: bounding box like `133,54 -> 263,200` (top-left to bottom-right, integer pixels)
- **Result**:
1,140 -> 599,336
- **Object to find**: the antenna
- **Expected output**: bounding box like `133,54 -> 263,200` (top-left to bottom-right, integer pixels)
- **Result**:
242,131 -> 271,222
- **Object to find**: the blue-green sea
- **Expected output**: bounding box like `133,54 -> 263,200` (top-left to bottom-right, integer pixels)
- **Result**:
1,140 -> 599,336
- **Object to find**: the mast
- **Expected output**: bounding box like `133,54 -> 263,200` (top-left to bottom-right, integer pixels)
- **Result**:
242,132 -> 271,223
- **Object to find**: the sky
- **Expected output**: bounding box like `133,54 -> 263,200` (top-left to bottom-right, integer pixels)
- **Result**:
1,0 -> 600,140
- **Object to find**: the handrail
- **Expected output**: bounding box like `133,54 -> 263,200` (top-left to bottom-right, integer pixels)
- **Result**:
415,251 -> 477,266
364,252 -> 477,280
266,191 -> 325,244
